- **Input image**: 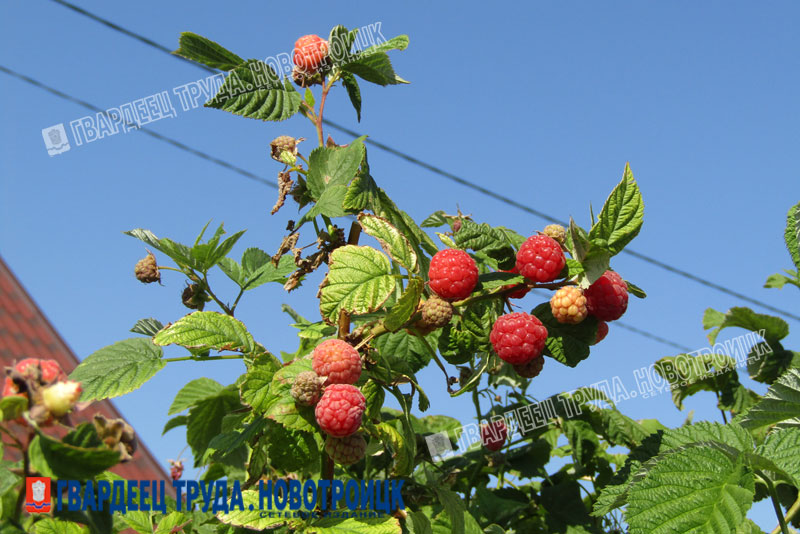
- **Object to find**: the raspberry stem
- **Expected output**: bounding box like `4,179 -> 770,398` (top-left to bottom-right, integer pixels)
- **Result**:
451,279 -> 576,307
412,329 -> 453,392
163,354 -> 244,363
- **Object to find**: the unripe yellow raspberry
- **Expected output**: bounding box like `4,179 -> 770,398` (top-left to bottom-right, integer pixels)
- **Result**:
550,286 -> 588,324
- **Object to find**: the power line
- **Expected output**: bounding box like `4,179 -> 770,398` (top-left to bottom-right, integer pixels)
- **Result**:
19,1 -> 787,351
44,0 -> 800,325
1,65 -> 691,354
0,65 -> 275,189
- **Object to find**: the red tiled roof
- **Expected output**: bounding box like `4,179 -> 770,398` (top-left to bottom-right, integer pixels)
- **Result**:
0,255 -> 172,486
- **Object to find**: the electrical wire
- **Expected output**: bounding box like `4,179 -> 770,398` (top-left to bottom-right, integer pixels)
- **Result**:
43,0 -> 800,325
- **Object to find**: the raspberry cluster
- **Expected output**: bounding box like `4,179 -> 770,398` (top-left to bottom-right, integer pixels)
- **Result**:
285,339 -> 368,438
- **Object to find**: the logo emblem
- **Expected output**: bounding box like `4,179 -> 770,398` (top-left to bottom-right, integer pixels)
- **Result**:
42,124 -> 70,156
25,477 -> 51,513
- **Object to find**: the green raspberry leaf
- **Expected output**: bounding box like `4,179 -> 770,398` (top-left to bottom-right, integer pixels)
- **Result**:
531,302 -> 597,367
306,515 -> 402,534
153,311 -> 256,353
625,279 -> 647,298
588,162 -> 644,256
217,490 -> 304,530
262,419 -> 320,473
420,210 -> 450,228
625,446 -> 754,534
343,171 -> 381,212
173,32 -> 244,71
31,518 -> 90,534
189,222 -> 245,272
738,368 -> 800,430
764,270 -> 800,290
125,228 -> 198,271
0,396 -> 27,421
30,430 -> 120,480
476,271 -> 524,291
454,219 -> 516,270
341,72 -> 362,122
784,201 -> 800,270
240,353 -> 281,413
260,358 -> 317,432
186,387 -> 241,466
298,184 -> 348,224
162,415 -> 187,435
372,330 -> 432,375
130,317 -> 164,337
240,249 -> 295,290
374,420 -> 414,476
168,377 -> 224,415
654,354 -> 755,414
361,379 -> 386,421
319,245 -> 396,323
359,213 -> 418,271
593,422 -> 755,516
70,338 -> 164,401
306,137 -> 367,200
327,25 -> 360,67
704,306 -> 789,345
343,52 -> 409,86
206,62 -> 302,121
384,278 -> 423,332
754,428 -> 800,486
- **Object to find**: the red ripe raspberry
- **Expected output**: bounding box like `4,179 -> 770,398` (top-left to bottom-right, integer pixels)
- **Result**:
513,356 -> 544,378
550,286 -> 588,324
1,378 -> 17,398
481,420 -> 508,451
3,359 -> 67,397
515,235 -> 565,283
585,271 -> 628,321
293,35 -> 329,72
501,268 -> 529,299
315,384 -> 366,437
490,312 -> 548,365
428,249 -> 479,301
593,321 -> 609,344
168,459 -> 184,481
325,433 -> 367,465
17,358 -> 66,383
312,339 -> 361,385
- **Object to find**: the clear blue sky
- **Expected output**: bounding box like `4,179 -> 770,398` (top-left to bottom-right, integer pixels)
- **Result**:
2,1 -> 799,529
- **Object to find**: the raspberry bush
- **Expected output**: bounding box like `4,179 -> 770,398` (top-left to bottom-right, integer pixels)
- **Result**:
3,25 -> 800,534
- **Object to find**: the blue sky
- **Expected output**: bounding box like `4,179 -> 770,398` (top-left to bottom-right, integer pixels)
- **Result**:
1,1 -> 799,529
